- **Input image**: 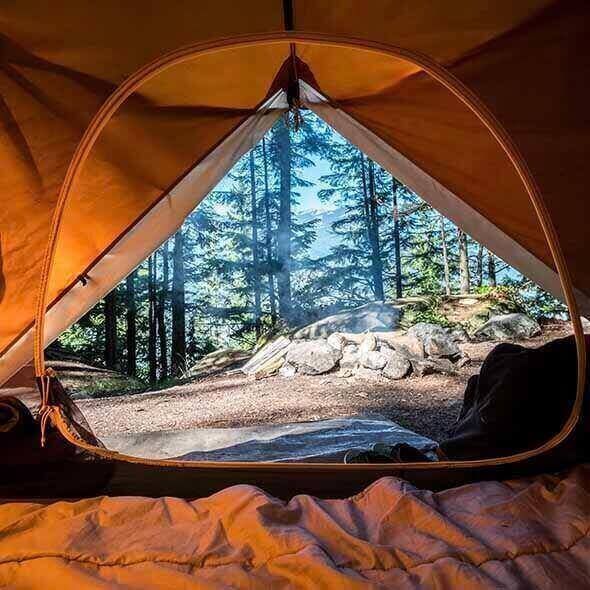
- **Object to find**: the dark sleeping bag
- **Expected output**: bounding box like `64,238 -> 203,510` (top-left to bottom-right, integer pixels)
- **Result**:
440,334 -> 590,462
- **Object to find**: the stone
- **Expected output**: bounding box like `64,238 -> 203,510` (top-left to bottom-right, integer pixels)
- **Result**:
327,333 -> 346,351
354,366 -> 383,380
382,351 -> 411,379
359,333 -> 378,355
253,356 -> 285,380
242,336 -> 290,375
343,344 -> 359,354
450,327 -> 470,343
278,363 -> 297,378
340,351 -> 360,370
388,334 -> 425,360
293,301 -> 402,339
407,322 -> 449,342
473,313 -> 541,341
189,348 -> 251,376
455,354 -> 471,369
411,357 -> 457,377
422,334 -> 461,359
285,339 -> 342,375
360,350 -> 389,370
336,367 -> 354,378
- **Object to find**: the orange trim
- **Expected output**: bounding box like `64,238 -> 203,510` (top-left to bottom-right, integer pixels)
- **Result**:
34,32 -> 585,472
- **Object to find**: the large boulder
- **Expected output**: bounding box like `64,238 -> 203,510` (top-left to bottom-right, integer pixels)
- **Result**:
387,334 -> 425,360
411,357 -> 457,377
423,334 -> 461,359
382,350 -> 411,379
360,350 -> 389,370
285,340 -> 342,375
340,351 -> 360,370
405,322 -> 460,359
474,313 -> 541,341
326,333 -> 346,351
407,322 -> 449,341
293,301 -> 402,339
359,333 -> 378,355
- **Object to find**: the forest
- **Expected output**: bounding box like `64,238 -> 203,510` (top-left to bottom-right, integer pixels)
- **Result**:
55,110 -> 564,384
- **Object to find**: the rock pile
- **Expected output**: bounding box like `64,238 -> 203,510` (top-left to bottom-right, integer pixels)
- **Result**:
315,322 -> 467,380
233,301 -> 543,381
248,322 -> 470,380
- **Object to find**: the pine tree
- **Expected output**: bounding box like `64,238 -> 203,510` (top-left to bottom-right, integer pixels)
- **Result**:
147,254 -> 157,384
249,149 -> 262,339
457,228 -> 470,294
274,116 -> 293,321
261,136 -> 277,324
476,244 -> 484,288
157,241 -> 169,379
439,215 -> 452,296
104,289 -> 117,369
366,158 -> 385,300
171,229 -> 186,376
125,270 -> 137,376
488,251 -> 497,287
318,142 -> 391,303
391,177 -> 403,298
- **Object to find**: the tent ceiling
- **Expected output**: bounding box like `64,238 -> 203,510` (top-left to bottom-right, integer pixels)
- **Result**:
0,0 -> 589,386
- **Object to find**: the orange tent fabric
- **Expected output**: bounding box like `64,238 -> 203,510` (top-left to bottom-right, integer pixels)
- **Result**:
0,0 -> 589,387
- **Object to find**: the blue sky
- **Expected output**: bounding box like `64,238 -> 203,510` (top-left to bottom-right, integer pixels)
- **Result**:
297,156 -> 333,211
214,152 -> 335,213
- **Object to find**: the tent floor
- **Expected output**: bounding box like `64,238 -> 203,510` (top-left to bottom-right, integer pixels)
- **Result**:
100,416 -> 436,463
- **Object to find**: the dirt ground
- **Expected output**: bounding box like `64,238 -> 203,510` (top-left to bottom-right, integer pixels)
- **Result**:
79,323 -> 572,443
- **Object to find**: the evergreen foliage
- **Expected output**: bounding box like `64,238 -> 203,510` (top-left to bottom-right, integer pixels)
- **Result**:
56,112 -> 565,382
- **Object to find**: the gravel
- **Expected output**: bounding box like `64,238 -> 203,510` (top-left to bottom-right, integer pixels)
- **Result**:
79,324 -> 572,443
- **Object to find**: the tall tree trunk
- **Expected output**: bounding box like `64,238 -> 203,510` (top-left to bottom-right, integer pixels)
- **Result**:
262,137 -> 277,324
104,289 -> 117,369
157,241 -> 169,380
359,154 -> 372,244
458,228 -> 470,294
275,119 -> 293,322
125,270 -> 137,377
476,243 -> 484,288
249,149 -> 262,339
367,160 -> 384,300
391,178 -> 403,299
171,229 -> 186,376
147,255 -> 157,384
488,251 -> 497,287
439,215 -> 451,296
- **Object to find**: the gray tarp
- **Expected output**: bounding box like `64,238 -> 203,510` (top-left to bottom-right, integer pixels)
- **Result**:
102,416 -> 436,463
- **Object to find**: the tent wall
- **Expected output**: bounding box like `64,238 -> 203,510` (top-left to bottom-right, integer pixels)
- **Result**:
301,82 -> 590,318
1,0 -> 589,388
0,93 -> 286,385
446,0 -> 590,298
